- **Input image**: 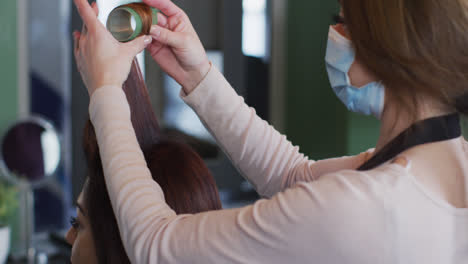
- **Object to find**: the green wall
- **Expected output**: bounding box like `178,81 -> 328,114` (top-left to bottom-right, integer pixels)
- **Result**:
347,112 -> 380,155
0,0 -> 19,135
286,1 -> 380,159
286,1 -> 346,160
0,0 -> 20,254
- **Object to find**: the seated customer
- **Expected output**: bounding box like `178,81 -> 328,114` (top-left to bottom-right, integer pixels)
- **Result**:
65,61 -> 222,264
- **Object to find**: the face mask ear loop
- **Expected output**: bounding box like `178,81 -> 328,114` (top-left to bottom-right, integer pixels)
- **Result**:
328,26 -> 353,48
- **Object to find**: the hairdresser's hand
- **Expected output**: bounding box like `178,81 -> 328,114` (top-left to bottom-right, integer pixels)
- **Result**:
143,0 -> 211,94
73,0 -> 153,96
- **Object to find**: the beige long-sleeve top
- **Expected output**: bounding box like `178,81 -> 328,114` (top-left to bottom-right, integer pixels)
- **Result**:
89,65 -> 468,264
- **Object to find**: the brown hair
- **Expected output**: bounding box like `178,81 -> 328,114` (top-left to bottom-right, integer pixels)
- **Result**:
83,60 -> 222,264
123,3 -> 154,36
341,0 -> 468,118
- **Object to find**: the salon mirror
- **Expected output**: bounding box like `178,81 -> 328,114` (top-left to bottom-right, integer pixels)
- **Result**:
0,116 -> 61,261
0,116 -> 60,186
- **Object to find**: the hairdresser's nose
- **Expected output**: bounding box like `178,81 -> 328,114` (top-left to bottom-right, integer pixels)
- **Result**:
65,227 -> 76,245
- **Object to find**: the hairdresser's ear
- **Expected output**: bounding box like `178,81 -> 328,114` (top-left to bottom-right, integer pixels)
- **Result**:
125,35 -> 153,57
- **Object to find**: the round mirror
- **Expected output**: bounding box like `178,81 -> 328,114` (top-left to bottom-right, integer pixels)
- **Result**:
0,116 -> 61,260
0,116 -> 60,185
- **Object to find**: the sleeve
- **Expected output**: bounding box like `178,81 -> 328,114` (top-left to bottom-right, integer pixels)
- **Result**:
181,66 -> 371,197
89,86 -> 388,264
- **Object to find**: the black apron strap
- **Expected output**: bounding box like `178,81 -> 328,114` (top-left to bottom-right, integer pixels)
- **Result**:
358,113 -> 461,171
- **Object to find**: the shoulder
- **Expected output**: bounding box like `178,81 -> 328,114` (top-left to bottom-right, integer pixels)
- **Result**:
279,163 -> 408,221
309,148 -> 376,178
267,164 -> 406,260
283,163 -> 409,226
305,162 -> 405,198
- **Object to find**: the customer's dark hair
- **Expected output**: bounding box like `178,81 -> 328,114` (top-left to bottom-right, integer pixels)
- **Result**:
82,60 -> 222,264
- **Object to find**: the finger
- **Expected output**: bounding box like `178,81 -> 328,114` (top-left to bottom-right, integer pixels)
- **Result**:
392,156 -> 409,168
74,0 -> 98,31
73,31 -> 81,52
148,46 -> 185,82
147,41 -> 165,56
73,31 -> 82,69
125,35 -> 154,57
78,31 -> 87,55
82,23 -> 87,35
157,12 -> 168,27
143,0 -> 183,17
73,32 -> 80,59
91,1 -> 99,16
150,25 -> 186,48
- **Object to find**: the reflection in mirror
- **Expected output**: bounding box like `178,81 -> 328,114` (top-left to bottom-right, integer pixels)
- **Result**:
0,117 -> 60,185
0,116 -> 61,261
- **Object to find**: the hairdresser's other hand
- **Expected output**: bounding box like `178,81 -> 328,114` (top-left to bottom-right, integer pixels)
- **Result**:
143,0 -> 210,94
73,0 -> 152,96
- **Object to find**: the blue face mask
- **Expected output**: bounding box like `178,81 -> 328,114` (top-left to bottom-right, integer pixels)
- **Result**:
325,26 -> 385,119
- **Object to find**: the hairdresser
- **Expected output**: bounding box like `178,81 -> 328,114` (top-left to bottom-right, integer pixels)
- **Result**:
73,0 -> 468,262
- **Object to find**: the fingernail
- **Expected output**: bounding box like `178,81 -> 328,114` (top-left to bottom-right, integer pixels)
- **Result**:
144,36 -> 152,45
150,27 -> 161,38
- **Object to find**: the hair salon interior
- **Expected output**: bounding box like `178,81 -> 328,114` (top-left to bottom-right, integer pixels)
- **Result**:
0,0 -> 466,263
